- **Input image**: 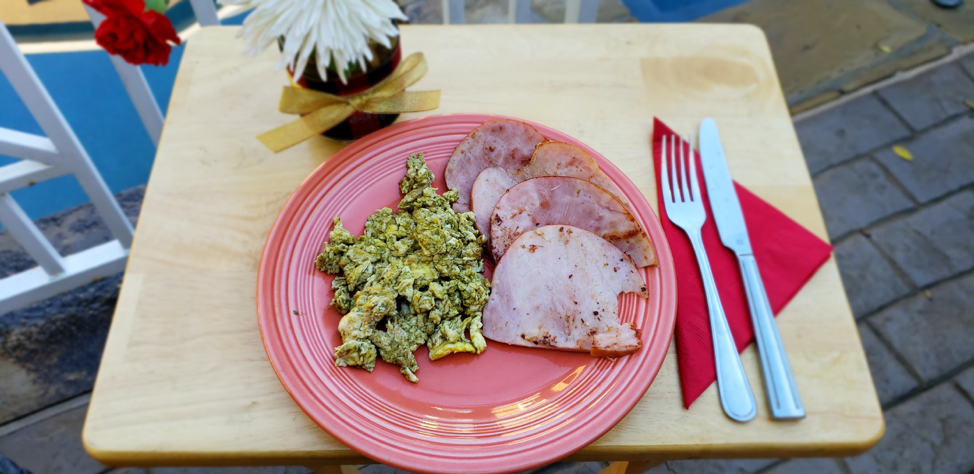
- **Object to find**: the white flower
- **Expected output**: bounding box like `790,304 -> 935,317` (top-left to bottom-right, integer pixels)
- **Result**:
220,0 -> 407,83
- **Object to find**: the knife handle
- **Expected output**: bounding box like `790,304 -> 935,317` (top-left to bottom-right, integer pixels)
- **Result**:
739,254 -> 805,420
688,231 -> 757,423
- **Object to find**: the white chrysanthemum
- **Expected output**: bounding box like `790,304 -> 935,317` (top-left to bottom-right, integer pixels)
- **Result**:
220,0 -> 407,83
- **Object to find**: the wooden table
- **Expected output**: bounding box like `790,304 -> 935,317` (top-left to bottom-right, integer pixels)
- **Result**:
82,25 -> 884,471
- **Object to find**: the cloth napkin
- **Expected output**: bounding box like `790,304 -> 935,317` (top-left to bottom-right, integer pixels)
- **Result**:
651,118 -> 833,408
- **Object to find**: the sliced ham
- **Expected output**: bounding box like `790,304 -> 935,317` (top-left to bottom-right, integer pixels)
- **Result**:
489,177 -> 657,267
445,119 -> 546,214
482,225 -> 647,356
470,167 -> 518,237
591,323 -> 642,358
470,142 -> 627,237
518,142 -> 627,204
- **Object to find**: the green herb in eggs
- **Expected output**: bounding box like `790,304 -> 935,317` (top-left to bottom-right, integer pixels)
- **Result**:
315,153 -> 490,382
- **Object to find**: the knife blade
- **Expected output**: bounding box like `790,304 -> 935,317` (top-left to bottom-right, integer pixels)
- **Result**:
699,118 -> 751,257
698,117 -> 806,420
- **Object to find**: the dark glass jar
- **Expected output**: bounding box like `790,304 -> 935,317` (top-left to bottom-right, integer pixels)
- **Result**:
285,36 -> 402,141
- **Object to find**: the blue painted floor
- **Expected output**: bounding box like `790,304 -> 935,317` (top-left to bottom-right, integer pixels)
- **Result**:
0,47 -> 182,221
0,10 -> 250,222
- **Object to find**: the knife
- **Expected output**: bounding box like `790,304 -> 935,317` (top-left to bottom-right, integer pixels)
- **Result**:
699,118 -> 805,420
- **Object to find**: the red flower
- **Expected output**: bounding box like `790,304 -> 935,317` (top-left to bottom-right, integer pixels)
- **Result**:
83,0 -> 181,66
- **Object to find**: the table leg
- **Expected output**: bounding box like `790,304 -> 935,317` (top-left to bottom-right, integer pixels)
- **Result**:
600,460 -> 661,474
306,465 -> 362,474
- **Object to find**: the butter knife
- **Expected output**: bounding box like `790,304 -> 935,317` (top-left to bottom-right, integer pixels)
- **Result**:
699,118 -> 805,420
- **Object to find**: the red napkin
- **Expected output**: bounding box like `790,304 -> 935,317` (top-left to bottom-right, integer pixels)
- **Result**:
651,118 -> 833,408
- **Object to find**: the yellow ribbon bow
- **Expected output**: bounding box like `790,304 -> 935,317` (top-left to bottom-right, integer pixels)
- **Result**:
257,52 -> 441,152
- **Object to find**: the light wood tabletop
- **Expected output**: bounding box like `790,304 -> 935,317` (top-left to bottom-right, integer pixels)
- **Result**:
82,24 -> 884,468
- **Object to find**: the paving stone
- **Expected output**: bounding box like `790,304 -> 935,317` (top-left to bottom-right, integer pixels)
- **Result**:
838,39 -> 952,94
812,158 -> 914,239
878,63 -> 974,131
0,273 -> 121,425
870,273 -> 974,382
899,0 -> 974,44
0,454 -> 32,474
857,323 -> 918,404
701,0 -> 933,100
845,383 -> 974,474
961,54 -> 974,79
0,239 -> 34,281
535,463 -> 610,474
0,404 -> 105,474
875,116 -> 974,203
796,95 -> 910,174
659,459 -> 777,473
0,185 -> 144,279
763,458 -> 844,474
869,191 -> 974,287
283,468 -> 311,474
955,366 -> 974,401
834,234 -> 912,318
0,355 -> 50,425
149,467 -> 286,473
359,466 -> 410,474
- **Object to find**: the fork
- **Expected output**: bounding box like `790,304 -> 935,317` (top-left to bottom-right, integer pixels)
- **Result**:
661,133 -> 757,423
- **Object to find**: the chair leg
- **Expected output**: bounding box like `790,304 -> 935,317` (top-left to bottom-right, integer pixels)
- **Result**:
600,460 -> 661,474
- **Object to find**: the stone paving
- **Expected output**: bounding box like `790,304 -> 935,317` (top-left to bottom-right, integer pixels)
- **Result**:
702,0 -> 974,113
791,56 -> 974,474
3,10 -> 974,474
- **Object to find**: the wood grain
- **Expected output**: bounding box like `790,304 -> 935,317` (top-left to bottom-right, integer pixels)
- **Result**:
82,25 -> 883,467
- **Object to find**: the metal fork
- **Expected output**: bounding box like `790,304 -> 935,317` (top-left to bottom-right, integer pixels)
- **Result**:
661,134 -> 757,422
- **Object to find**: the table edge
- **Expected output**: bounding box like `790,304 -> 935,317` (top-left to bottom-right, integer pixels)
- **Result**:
83,417 -> 885,466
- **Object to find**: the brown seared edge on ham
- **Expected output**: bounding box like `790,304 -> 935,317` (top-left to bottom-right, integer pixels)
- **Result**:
469,142 -> 627,237
517,142 -> 627,204
489,177 -> 657,267
444,119 -> 546,214
482,225 -> 647,357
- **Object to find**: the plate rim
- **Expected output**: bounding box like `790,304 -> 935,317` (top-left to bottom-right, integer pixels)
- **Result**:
256,113 -> 677,473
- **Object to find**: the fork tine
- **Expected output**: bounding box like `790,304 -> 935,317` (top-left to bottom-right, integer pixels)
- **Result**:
673,134 -> 680,201
661,135 -> 671,204
680,132 -> 692,202
671,133 -> 679,201
688,132 -> 701,202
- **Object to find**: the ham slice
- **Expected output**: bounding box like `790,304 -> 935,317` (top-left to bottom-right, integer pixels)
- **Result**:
445,119 -> 546,213
470,142 -> 626,237
490,177 -> 657,267
482,225 -> 647,356
517,142 -> 626,204
471,167 -> 519,237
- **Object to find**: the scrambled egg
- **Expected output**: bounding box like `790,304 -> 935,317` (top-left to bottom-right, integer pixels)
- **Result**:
315,153 -> 490,382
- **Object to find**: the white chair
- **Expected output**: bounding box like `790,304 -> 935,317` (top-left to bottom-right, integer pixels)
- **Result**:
442,0 -> 600,24
83,0 -> 221,145
0,20 -> 134,313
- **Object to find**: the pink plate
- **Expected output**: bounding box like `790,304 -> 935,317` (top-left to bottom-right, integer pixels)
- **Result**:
257,114 -> 676,474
